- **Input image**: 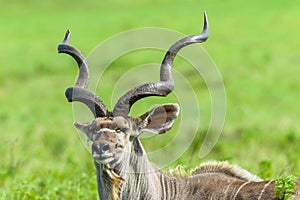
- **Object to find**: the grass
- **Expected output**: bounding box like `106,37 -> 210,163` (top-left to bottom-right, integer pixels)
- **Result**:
1,0 -> 300,198
275,175 -> 297,200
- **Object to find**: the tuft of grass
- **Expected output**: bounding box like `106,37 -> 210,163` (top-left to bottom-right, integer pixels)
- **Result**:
274,175 -> 297,200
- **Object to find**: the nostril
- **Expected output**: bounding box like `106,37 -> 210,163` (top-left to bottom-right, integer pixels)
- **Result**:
101,143 -> 110,152
92,143 -> 101,153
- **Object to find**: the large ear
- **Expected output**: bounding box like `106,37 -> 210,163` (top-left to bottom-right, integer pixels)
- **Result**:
137,103 -> 180,134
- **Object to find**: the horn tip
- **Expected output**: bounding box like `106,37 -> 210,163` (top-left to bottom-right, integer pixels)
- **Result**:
62,29 -> 71,44
203,11 -> 208,29
201,11 -> 209,38
57,29 -> 71,53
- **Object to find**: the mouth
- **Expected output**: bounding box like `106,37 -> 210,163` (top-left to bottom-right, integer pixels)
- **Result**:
93,152 -> 115,165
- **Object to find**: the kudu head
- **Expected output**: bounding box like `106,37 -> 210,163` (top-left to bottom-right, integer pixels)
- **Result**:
58,12 -> 209,170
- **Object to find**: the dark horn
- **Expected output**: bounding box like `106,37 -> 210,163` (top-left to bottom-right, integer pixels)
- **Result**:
112,12 -> 209,117
58,30 -> 89,89
65,87 -> 108,117
58,30 -> 108,117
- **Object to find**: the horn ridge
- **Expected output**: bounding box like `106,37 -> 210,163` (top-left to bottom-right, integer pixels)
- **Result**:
59,30 -> 108,117
112,12 -> 209,117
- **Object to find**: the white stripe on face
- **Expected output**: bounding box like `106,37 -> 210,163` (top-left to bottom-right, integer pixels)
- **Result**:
93,128 -> 116,141
96,128 -> 116,134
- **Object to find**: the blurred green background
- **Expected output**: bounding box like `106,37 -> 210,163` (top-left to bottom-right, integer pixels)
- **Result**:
1,0 -> 300,199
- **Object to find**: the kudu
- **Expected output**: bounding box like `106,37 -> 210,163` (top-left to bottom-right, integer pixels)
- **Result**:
58,12 -> 300,200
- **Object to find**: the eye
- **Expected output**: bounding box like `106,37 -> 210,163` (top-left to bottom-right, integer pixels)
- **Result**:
116,129 -> 122,133
116,128 -> 128,133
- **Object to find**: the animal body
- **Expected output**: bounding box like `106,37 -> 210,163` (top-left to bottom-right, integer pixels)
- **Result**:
58,12 -> 300,200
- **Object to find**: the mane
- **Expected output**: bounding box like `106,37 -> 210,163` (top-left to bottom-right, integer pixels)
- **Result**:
102,168 -> 125,200
168,165 -> 189,177
190,161 -> 263,182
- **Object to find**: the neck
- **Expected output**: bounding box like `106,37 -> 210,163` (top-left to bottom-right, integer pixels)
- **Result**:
94,138 -> 160,200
